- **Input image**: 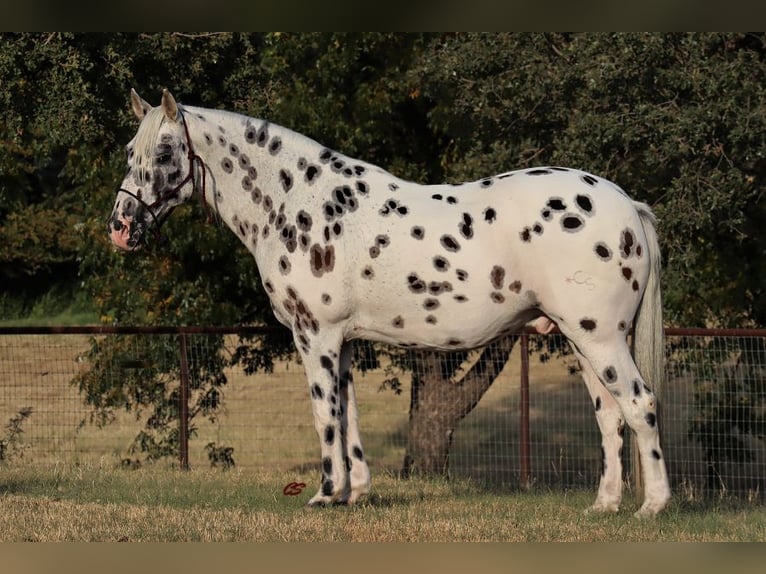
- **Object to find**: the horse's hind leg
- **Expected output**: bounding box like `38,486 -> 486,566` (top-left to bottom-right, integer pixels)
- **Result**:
339,342 -> 371,504
573,348 -> 625,513
568,336 -> 670,517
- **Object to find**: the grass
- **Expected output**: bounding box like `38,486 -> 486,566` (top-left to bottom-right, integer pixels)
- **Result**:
1,463 -> 765,541
0,288 -> 98,327
2,322 -> 766,542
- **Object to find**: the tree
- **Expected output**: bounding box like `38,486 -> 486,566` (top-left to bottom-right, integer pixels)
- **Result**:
412,32 -> 766,328
3,33 -> 765,475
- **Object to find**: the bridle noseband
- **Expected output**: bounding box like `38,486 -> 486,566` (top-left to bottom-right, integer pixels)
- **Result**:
113,108 -> 212,245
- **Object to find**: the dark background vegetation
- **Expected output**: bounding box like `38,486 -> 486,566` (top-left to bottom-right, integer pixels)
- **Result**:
1,33 -> 764,472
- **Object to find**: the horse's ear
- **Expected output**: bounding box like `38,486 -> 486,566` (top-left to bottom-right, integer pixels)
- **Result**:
130,88 -> 152,120
161,89 -> 179,122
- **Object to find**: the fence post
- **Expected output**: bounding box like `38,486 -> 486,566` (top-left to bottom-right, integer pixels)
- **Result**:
178,332 -> 190,471
519,332 -> 531,490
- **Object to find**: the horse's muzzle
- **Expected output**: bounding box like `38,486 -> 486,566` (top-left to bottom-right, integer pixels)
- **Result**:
108,215 -> 143,251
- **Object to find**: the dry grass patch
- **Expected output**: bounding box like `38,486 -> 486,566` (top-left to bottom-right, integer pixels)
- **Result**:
0,465 -> 764,541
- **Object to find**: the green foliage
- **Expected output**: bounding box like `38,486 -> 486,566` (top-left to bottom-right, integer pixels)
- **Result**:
2,32 -> 765,463
0,407 -> 33,463
205,442 -> 236,470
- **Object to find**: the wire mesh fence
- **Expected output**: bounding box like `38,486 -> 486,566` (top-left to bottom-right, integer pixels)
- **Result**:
0,326 -> 764,501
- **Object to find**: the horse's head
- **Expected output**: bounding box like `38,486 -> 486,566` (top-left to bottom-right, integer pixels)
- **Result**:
108,89 -> 199,251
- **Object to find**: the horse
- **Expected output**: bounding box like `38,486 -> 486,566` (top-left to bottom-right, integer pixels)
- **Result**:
107,89 -> 670,517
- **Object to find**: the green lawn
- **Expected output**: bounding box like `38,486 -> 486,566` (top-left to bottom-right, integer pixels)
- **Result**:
0,464 -> 764,542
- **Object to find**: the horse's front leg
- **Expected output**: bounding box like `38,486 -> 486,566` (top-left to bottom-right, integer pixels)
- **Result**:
338,341 -> 371,504
300,335 -> 351,506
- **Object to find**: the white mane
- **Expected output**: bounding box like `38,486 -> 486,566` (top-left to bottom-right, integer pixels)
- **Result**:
130,106 -> 168,183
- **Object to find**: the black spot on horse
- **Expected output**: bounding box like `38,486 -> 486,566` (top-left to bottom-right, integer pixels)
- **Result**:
428,281 -> 452,295
352,446 -> 364,461
407,273 -> 427,293
580,318 -> 597,331
490,292 -> 505,303
296,210 -> 313,231
603,366 -> 618,384
320,355 -> 334,372
256,124 -> 269,147
268,137 -> 282,155
622,266 -> 633,281
547,198 -> 567,211
311,383 -> 324,400
484,208 -> 497,223
646,413 -> 657,428
305,165 -> 321,183
620,228 -> 636,258
581,174 -> 598,186
561,214 -> 585,232
440,235 -> 460,252
433,256 -> 450,271
491,265 -> 505,290
576,194 -> 594,214
411,226 -> 425,240
459,213 -> 474,239
527,169 -> 552,176
594,242 -> 612,261
651,449 -> 662,460
324,426 -> 335,445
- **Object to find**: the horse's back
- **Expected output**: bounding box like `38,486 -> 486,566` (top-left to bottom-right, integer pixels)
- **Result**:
339,167 -> 650,349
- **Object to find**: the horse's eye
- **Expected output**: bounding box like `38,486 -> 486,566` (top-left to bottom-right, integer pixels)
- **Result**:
157,153 -> 172,165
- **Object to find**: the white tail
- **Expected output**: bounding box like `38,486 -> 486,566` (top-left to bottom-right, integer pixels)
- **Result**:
632,201 -> 664,393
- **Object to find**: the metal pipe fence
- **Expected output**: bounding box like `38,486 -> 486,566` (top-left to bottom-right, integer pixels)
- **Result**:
0,325 -> 764,501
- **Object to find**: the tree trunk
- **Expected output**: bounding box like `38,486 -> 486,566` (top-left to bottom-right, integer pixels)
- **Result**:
401,336 -> 518,478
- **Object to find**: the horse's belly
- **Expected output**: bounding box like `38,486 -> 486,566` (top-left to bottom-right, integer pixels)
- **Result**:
347,296 -> 537,351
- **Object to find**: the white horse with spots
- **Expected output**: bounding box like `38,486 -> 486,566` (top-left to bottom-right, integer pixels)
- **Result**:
108,89 -> 670,517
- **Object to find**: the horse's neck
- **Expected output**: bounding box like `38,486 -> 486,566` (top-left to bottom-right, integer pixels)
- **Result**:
186,106 -> 322,233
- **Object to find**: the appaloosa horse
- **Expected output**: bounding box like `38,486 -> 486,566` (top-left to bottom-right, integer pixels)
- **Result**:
108,89 -> 670,516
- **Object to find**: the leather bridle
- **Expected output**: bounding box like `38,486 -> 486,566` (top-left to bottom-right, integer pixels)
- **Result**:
112,108 -> 211,245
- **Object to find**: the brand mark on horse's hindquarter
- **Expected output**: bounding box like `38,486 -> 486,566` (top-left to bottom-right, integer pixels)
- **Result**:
566,270 -> 595,291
